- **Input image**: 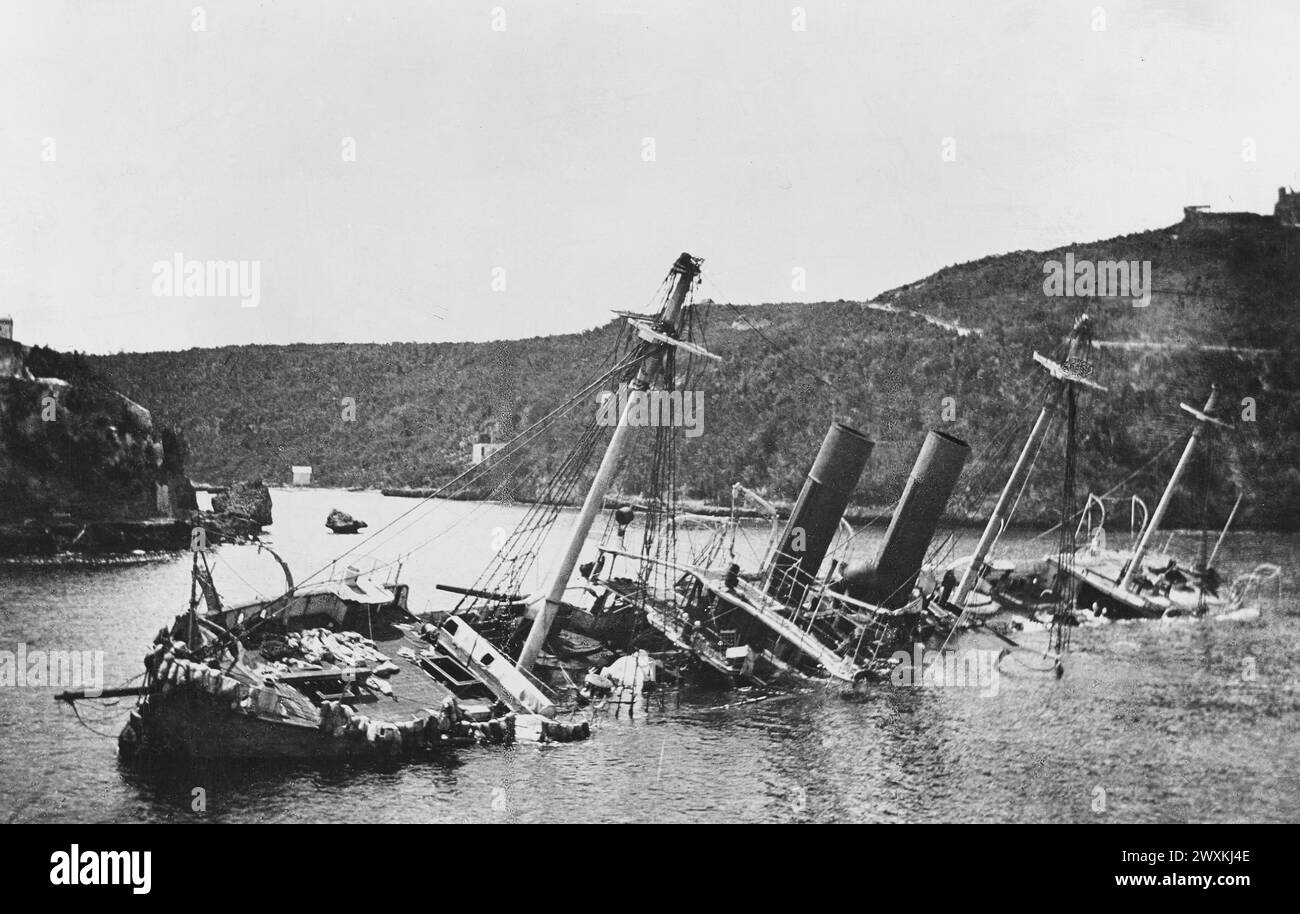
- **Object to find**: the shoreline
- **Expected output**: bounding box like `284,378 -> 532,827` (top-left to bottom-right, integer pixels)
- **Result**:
373,487 -> 1289,533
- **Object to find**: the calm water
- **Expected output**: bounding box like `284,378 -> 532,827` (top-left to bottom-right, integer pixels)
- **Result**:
2,488 -> 1298,823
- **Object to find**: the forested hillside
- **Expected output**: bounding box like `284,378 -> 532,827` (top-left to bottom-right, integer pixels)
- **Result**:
89,216 -> 1300,530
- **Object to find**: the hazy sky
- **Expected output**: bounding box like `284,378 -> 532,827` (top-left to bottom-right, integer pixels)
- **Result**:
2,0 -> 1297,353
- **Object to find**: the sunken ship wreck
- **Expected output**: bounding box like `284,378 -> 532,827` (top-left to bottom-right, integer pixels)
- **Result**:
87,550 -> 587,763
59,251 -> 1149,764
441,253 -> 977,694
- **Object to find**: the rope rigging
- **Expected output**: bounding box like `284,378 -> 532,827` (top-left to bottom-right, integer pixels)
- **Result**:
278,348 -> 648,595
444,259 -> 715,652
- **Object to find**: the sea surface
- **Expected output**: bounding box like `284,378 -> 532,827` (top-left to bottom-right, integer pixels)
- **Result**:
1,487 -> 1297,823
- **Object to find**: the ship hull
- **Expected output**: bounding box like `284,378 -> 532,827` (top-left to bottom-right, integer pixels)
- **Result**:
119,580 -> 577,764
119,693 -> 473,762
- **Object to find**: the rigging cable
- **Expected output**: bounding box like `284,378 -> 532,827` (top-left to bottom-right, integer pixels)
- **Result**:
290,349 -> 649,590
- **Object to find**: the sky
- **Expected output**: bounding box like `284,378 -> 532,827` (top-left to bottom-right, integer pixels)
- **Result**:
1,0 -> 1297,354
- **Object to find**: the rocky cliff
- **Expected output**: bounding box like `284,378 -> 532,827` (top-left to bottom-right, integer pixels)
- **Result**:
0,341 -> 195,555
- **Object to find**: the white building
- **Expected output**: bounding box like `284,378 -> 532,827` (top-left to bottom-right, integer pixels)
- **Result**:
291,465 -> 313,486
472,442 -> 506,465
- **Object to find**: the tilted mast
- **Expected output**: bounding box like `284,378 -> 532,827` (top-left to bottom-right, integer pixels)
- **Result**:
951,315 -> 1104,609
515,253 -> 706,671
1117,387 -> 1227,591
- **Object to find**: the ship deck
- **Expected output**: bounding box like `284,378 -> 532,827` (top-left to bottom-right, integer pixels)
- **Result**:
366,623 -> 466,713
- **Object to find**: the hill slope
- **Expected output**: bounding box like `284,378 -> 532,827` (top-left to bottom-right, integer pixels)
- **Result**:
89,215 -> 1300,530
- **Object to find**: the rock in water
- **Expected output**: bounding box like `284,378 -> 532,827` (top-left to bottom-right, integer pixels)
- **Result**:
326,508 -> 367,534
211,479 -> 273,527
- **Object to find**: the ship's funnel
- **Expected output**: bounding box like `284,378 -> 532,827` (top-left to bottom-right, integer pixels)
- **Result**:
767,423 -> 874,605
839,429 -> 970,608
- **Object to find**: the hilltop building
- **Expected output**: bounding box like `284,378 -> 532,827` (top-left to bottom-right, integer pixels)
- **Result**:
1179,204 -> 1258,233
1180,186 -> 1300,232
0,337 -> 25,379
0,318 -> 28,379
1275,187 -> 1300,228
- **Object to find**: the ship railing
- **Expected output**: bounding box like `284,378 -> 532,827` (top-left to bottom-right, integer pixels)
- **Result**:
800,582 -> 917,664
755,559 -> 852,656
594,545 -> 894,677
760,548 -> 825,604
598,546 -> 825,653
748,551 -> 900,658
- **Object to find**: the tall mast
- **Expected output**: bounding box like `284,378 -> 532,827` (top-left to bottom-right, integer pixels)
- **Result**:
951,316 -> 1103,609
516,253 -> 703,671
1118,387 -> 1224,590
950,398 -> 1056,608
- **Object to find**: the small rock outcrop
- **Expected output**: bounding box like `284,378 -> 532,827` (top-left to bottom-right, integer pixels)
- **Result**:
211,479 -> 273,528
326,508 -> 367,534
197,479 -> 273,541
